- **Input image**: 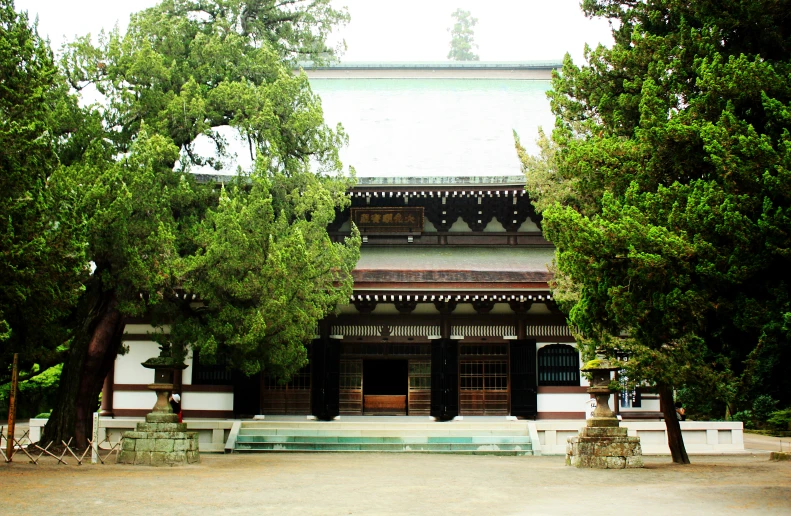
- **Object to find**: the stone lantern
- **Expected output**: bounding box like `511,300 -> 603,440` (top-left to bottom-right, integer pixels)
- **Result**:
566,354 -> 643,469
118,346 -> 199,466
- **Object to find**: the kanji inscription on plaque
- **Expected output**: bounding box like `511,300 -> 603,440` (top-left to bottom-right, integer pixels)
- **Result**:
351,207 -> 424,233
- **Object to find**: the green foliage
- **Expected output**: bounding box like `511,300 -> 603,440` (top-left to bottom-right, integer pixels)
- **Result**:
767,408 -> 791,432
753,395 -> 779,423
518,0 -> 791,417
49,0 -> 358,382
731,410 -> 754,429
0,364 -> 62,419
447,9 -> 479,61
61,0 -> 348,166
677,384 -> 729,421
0,0 -> 88,378
165,169 -> 360,379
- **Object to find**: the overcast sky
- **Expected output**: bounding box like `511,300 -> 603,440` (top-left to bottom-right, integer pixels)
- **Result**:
17,0 -> 614,65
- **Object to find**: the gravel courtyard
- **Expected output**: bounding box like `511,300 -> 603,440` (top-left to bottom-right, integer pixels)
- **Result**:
2,451 -> 790,515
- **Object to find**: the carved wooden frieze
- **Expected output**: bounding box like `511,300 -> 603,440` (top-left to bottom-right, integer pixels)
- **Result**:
351,207 -> 424,233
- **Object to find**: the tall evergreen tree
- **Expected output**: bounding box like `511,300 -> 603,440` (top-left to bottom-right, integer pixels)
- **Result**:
517,0 -> 791,463
0,0 -> 87,387
447,8 -> 479,61
43,0 -> 357,447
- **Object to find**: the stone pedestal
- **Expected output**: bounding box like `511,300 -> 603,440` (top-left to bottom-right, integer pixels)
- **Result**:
566,426 -> 643,469
566,355 -> 643,469
117,383 -> 200,466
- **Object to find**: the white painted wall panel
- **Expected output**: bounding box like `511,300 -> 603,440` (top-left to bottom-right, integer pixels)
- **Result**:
114,391 -> 156,410
124,324 -> 169,334
182,392 -> 233,411
537,393 -> 592,413
115,341 -> 158,384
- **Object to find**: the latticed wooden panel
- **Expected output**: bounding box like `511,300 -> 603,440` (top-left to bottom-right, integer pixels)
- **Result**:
261,366 -> 311,415
340,359 -> 363,415
408,360 -> 431,415
537,344 -> 580,386
459,359 -> 509,415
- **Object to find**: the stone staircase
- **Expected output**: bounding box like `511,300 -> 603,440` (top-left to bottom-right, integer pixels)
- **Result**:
233,418 -> 534,455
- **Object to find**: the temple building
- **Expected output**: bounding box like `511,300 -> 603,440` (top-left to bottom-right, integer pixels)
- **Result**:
104,62 -> 661,422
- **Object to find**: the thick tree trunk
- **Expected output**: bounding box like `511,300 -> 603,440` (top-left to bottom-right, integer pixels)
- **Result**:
42,290 -> 123,449
658,383 -> 690,464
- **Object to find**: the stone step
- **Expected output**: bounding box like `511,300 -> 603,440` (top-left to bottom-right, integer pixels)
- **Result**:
234,442 -> 532,454
235,435 -> 532,445
237,428 -> 529,437
240,422 -> 528,430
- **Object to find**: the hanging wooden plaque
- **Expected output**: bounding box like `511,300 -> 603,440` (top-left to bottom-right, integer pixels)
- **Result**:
351,207 -> 424,233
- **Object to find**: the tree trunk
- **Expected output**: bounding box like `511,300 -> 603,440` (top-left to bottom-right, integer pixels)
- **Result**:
658,383 -> 690,464
42,290 -> 123,449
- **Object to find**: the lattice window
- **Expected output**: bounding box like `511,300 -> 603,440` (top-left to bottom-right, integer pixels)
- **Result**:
617,354 -> 642,408
460,360 -> 508,391
537,344 -> 580,386
460,344 -> 508,357
263,365 -> 311,390
409,360 -> 431,390
340,360 -> 362,390
191,349 -> 232,386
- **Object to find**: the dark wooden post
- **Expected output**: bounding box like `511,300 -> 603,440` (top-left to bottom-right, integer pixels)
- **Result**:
99,360 -> 115,417
6,353 -> 18,460
510,340 -> 537,418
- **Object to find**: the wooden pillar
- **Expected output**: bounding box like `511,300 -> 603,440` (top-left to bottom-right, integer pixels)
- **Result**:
173,367 -> 183,397
99,360 -> 115,417
6,353 -> 18,460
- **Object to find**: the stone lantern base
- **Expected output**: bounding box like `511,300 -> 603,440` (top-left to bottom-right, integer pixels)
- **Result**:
117,383 -> 200,466
566,426 -> 643,469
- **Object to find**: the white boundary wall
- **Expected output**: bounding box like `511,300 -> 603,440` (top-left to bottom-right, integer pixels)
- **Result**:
535,420 -> 744,455
115,328 -> 234,415
28,418 -> 235,453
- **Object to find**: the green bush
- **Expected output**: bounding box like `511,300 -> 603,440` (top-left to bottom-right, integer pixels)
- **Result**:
731,410 -> 755,429
0,364 -> 62,419
753,395 -> 779,423
767,409 -> 791,432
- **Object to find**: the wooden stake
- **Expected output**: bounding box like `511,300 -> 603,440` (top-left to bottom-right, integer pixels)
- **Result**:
6,353 -> 18,461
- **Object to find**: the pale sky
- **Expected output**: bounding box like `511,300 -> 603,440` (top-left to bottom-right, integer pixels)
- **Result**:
18,0 -> 613,64
14,0 -> 615,177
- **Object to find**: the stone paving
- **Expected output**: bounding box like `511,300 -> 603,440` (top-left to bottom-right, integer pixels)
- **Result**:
1,451 -> 789,515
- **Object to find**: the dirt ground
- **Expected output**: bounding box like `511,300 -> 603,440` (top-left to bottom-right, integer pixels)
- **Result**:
1,452 -> 789,515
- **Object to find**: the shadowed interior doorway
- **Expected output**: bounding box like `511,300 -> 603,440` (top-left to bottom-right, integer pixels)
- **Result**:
363,359 -> 408,414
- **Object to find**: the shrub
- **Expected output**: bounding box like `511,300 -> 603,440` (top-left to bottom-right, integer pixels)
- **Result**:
753,395 -> 779,423
767,409 -> 791,432
731,410 -> 755,429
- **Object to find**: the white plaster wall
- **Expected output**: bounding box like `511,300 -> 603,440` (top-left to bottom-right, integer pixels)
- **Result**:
337,303 -> 359,315
483,218 -> 506,232
537,393 -> 592,413
517,219 -> 541,232
447,217 -> 467,232
182,392 -> 233,411
182,349 -> 195,385
370,303 -> 400,315
124,323 -> 170,335
535,420 -> 745,455
621,398 -> 661,412
115,341 -> 158,384
114,391 -> 156,410
527,303 -> 552,315
488,303 -> 513,315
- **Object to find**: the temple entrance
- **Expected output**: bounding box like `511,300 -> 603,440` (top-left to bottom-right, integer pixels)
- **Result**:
363,359 -> 408,415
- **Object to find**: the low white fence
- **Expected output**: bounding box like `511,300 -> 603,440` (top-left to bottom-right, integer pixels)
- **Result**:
28,418 -> 235,453
533,420 -> 744,455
